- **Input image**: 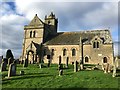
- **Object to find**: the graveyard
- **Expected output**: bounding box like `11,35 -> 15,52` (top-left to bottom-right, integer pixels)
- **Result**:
1,63 -> 120,89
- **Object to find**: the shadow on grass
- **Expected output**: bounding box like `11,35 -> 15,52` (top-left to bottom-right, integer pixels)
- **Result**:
2,73 -> 53,81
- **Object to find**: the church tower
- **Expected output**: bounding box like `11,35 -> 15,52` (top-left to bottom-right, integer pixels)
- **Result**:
22,14 -> 45,63
44,12 -> 58,35
21,12 -> 58,63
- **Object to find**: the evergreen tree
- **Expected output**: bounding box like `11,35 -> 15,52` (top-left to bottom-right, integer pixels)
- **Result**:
6,49 -> 14,59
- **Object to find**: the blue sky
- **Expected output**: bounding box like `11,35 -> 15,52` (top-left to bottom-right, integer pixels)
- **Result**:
0,0 -> 119,58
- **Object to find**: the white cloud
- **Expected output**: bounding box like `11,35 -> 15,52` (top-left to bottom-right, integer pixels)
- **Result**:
0,2 -> 29,58
1,1 -> 118,58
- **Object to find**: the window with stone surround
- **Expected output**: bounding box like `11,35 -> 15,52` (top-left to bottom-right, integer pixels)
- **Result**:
72,49 -> 76,56
85,57 -> 89,62
33,31 -> 36,37
63,49 -> 67,56
30,31 -> 32,38
93,42 -> 99,48
51,49 -> 54,56
103,57 -> 107,63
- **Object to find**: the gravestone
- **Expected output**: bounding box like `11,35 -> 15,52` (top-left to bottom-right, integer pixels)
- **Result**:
59,69 -> 63,76
79,60 -> 83,70
108,65 -> 112,73
58,64 -> 63,71
20,71 -> 24,75
112,64 -> 116,77
65,57 -> 69,68
23,59 -> 28,67
48,59 -> 51,67
74,61 -> 78,72
104,63 -> 109,73
21,60 -> 24,64
8,57 -> 13,66
8,61 -> 16,77
112,57 -> 117,77
39,63 -> 42,69
0,60 -> 7,72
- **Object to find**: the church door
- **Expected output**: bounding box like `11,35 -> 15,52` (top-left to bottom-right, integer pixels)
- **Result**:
27,50 -> 34,64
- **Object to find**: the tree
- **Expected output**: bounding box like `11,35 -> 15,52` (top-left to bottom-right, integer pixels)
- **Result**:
6,49 -> 14,59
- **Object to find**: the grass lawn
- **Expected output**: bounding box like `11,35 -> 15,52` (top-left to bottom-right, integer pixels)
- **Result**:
1,63 -> 120,89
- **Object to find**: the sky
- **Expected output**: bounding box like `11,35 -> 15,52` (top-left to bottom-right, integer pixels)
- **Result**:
0,0 -> 119,58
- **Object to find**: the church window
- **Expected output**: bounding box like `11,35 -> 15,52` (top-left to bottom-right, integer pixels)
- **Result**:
63,49 -> 67,56
103,57 -> 107,63
51,49 -> 54,56
72,49 -> 76,56
30,31 -> 32,38
93,42 -> 99,48
85,57 -> 89,62
97,42 -> 99,48
33,31 -> 36,37
93,42 -> 96,48
48,21 -> 51,25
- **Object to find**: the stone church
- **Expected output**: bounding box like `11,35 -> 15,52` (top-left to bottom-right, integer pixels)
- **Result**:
21,12 -> 114,65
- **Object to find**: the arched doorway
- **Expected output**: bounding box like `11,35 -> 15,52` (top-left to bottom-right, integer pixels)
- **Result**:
103,57 -> 107,63
27,50 -> 34,64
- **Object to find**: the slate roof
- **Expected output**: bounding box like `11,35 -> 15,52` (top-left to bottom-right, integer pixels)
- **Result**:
44,29 -> 112,45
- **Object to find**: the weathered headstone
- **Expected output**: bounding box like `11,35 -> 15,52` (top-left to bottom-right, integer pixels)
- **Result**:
8,61 -> 16,77
39,63 -> 42,69
0,60 -> 7,72
79,60 -> 83,70
8,57 -> 13,66
20,71 -> 24,75
65,57 -> 69,68
112,64 -> 116,77
112,57 -> 117,77
104,63 -> 109,73
108,65 -> 112,73
21,60 -> 24,64
74,61 -> 78,72
58,64 -> 63,71
59,69 -> 63,76
23,59 -> 28,67
48,59 -> 51,67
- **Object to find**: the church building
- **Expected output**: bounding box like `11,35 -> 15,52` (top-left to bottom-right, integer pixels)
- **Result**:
21,12 -> 114,65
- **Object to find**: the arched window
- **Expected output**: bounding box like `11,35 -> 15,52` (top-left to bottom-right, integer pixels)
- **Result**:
51,49 -> 54,56
103,57 -> 107,63
93,42 -> 96,48
30,31 -> 32,38
72,49 -> 76,56
33,31 -> 36,37
93,42 -> 99,48
63,49 -> 67,56
97,42 -> 99,48
85,57 -> 89,62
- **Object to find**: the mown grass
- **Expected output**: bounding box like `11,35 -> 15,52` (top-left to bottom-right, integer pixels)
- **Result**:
1,63 -> 120,89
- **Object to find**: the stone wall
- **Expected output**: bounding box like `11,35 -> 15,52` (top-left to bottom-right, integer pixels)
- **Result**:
83,44 -> 114,65
43,45 -> 80,64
